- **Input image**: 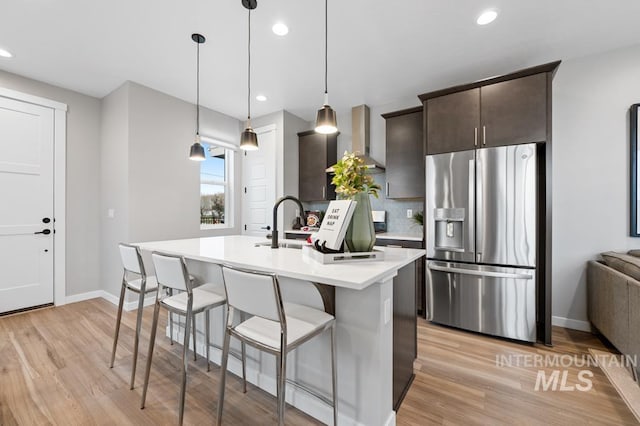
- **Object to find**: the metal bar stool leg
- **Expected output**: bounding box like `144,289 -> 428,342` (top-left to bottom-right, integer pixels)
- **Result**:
217,328 -> 231,425
205,310 -> 211,372
192,314 -> 198,361
241,342 -> 247,393
331,323 -> 338,426
178,309 -> 192,426
130,287 -> 146,389
141,299 -> 161,409
278,351 -> 287,426
109,281 -> 127,368
169,289 -> 174,345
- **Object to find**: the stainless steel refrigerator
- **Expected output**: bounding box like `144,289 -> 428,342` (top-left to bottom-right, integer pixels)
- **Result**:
425,144 -> 537,342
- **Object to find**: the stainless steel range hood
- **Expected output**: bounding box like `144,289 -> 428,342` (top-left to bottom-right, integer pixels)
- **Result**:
351,105 -> 385,173
326,104 -> 385,174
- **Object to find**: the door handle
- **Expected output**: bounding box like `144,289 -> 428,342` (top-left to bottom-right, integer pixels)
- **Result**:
261,225 -> 271,231
482,125 -> 486,146
34,229 -> 51,235
474,127 -> 478,147
428,263 -> 532,280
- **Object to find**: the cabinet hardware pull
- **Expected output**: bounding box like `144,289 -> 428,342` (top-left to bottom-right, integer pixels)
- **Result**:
474,127 -> 478,147
322,186 -> 326,199
386,182 -> 390,197
482,125 -> 486,145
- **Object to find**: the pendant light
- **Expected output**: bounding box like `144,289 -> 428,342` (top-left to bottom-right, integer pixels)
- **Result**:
189,33 -> 206,161
240,0 -> 259,151
314,0 -> 338,134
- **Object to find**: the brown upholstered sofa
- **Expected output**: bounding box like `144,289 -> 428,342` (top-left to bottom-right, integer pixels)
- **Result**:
587,251 -> 640,372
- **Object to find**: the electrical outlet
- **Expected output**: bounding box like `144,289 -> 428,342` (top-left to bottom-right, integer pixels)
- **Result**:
406,209 -> 413,218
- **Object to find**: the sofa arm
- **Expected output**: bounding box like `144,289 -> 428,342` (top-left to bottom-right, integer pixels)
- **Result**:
587,260 -> 629,354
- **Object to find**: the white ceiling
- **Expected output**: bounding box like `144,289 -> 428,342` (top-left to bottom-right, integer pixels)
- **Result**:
1,0 -> 640,121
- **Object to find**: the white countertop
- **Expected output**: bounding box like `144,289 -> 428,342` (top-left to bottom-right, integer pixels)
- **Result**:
134,235 -> 424,290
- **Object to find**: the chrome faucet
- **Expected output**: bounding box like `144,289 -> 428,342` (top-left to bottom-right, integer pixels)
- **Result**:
272,196 -> 306,249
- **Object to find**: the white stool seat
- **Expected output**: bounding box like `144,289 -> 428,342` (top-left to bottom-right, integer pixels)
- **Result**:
235,303 -> 333,350
126,276 -> 159,292
163,285 -> 226,313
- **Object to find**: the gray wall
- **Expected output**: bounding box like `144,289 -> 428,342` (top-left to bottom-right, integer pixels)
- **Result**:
552,43 -> 640,325
99,82 -> 243,297
0,69 -> 102,297
100,83 -> 130,297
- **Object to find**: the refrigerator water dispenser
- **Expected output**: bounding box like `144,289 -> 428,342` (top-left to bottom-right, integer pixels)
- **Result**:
434,208 -> 465,252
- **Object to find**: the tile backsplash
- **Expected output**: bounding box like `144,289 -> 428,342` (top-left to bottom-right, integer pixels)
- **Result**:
302,174 -> 424,237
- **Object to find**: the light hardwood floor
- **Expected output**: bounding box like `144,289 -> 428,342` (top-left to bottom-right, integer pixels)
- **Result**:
0,298 -> 636,425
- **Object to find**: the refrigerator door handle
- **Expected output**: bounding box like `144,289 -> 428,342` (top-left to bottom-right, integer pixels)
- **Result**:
428,263 -> 533,280
468,159 -> 475,257
476,154 -> 483,263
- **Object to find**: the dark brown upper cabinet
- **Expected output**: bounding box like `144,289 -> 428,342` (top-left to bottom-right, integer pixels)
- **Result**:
298,130 -> 337,202
426,89 -> 480,154
382,106 -> 424,199
421,61 -> 559,155
480,73 -> 547,148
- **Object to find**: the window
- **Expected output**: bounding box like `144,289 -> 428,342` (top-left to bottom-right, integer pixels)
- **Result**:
200,141 -> 234,229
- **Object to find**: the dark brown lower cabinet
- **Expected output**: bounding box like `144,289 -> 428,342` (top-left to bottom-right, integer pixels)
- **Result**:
392,261 -> 418,410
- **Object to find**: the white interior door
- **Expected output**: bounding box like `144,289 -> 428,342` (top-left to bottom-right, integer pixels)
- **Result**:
242,125 -> 276,237
0,97 -> 54,313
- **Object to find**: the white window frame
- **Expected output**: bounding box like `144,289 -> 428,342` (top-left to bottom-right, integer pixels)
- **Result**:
200,136 -> 236,230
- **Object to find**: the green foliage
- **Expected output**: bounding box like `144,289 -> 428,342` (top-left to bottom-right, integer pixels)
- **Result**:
330,151 -> 381,199
412,211 -> 424,226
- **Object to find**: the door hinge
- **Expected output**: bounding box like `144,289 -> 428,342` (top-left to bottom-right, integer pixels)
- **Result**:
244,187 -> 247,194
244,224 -> 247,231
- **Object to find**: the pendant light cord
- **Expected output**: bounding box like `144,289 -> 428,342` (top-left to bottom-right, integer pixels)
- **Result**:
196,39 -> 200,136
247,9 -> 252,123
324,0 -> 328,97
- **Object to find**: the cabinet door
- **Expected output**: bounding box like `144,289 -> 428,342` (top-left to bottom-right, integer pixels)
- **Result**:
426,88 -> 480,154
385,110 -> 424,199
298,132 -> 337,201
480,73 -> 547,147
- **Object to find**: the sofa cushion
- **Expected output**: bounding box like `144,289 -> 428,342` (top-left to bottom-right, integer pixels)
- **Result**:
601,251 -> 640,281
627,249 -> 640,258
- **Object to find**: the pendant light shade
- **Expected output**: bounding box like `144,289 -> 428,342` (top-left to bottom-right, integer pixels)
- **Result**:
189,33 -> 207,161
240,127 -> 259,150
189,136 -> 206,160
315,0 -> 338,134
240,0 -> 259,151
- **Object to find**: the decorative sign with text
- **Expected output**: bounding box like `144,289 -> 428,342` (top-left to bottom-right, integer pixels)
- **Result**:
313,200 -> 357,251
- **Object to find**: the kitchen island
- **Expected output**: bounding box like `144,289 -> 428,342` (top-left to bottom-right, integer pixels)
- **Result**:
135,235 -> 424,426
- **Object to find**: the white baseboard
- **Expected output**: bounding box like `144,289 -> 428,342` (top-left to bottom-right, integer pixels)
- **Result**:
65,290 -> 155,312
65,290 -> 104,305
552,316 -> 592,332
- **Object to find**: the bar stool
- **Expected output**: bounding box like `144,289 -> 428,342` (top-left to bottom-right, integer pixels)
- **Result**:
217,265 -> 337,426
110,243 -> 159,390
141,252 -> 226,425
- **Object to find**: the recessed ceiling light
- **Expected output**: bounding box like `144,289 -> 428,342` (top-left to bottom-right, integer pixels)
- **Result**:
272,22 -> 289,36
256,95 -> 267,102
0,48 -> 13,58
477,9 -> 498,25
